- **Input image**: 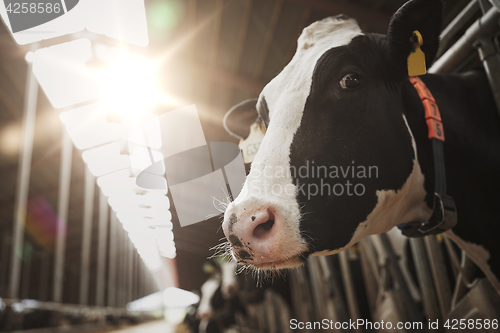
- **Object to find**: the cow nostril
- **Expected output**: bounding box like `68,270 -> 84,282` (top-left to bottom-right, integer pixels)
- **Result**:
253,218 -> 275,239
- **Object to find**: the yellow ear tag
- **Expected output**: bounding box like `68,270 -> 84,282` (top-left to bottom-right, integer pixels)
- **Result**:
239,122 -> 266,164
408,30 -> 427,77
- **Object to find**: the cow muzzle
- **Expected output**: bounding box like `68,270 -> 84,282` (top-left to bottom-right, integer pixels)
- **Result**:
222,200 -> 307,269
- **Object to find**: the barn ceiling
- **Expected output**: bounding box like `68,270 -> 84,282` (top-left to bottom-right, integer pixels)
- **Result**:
0,0 -> 473,294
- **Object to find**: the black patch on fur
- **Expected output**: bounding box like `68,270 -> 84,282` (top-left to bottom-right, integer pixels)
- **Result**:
257,96 -> 270,127
228,213 -> 237,232
229,234 -> 243,248
237,250 -> 252,260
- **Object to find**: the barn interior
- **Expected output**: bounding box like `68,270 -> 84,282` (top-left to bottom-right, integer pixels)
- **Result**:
0,0 -> 499,332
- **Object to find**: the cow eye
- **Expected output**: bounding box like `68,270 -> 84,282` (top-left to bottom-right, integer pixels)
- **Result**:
340,73 -> 361,89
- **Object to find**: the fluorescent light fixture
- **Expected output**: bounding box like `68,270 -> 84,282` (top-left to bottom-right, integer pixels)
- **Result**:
60,103 -> 130,150
82,141 -> 130,177
34,41 -> 158,111
127,288 -> 199,311
32,39 -> 99,108
127,291 -> 164,312
108,194 -> 170,213
97,169 -> 167,197
163,288 -> 200,308
121,222 -> 173,234
117,209 -> 172,224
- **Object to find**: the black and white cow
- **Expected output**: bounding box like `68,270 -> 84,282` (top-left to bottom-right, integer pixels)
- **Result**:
192,261 -> 246,333
222,0 -> 500,285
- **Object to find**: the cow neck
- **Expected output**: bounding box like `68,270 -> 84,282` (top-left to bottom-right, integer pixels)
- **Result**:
397,76 -> 457,237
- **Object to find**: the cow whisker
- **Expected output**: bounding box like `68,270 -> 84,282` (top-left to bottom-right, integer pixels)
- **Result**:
209,240 -> 233,260
211,194 -> 231,214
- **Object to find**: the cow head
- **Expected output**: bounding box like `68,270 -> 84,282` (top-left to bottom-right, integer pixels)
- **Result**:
222,0 -> 442,270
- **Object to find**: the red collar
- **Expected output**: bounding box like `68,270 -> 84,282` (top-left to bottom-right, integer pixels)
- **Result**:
409,77 -> 445,142
398,77 -> 457,237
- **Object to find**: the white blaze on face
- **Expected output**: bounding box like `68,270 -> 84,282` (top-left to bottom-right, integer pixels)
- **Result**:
226,17 -> 363,265
197,275 -> 220,319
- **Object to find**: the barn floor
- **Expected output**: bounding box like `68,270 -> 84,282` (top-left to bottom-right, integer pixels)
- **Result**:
100,320 -> 176,333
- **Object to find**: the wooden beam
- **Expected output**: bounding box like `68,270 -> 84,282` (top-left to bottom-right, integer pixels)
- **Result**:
287,0 -> 392,33
1,61 -> 25,96
233,0 -> 254,72
253,0 -> 284,78
224,0 -> 254,109
210,0 -> 225,67
284,7 -> 311,66
189,61 -> 266,95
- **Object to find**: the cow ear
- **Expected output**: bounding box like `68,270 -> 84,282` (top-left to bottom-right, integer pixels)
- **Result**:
223,99 -> 259,140
387,0 -> 443,79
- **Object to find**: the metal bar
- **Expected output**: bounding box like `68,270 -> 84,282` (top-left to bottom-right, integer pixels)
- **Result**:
319,256 -> 350,324
443,237 -> 461,278
451,253 -> 478,308
1,235 -> 11,296
127,237 -> 134,304
9,60 -> 38,299
39,252 -> 49,301
131,251 -> 136,301
79,167 -> 95,305
437,0 -> 480,57
115,221 -> 122,307
379,234 -> 423,323
107,212 -> 118,307
475,36 -> 500,113
424,236 -> 453,319
480,0 -> 493,13
95,191 -> 109,306
123,235 -> 130,304
119,227 -> 127,307
358,239 -> 378,315
430,7 -> 500,74
140,261 -> 145,298
21,250 -> 31,299
253,0 -> 284,78
338,251 -> 362,333
409,238 -> 441,324
491,0 -> 500,11
53,129 -> 73,303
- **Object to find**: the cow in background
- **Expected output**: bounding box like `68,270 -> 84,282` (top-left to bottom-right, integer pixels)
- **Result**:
183,259 -> 291,333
